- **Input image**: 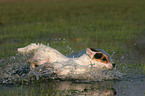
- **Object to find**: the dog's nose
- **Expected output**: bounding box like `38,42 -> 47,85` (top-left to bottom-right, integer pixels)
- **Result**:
112,63 -> 116,68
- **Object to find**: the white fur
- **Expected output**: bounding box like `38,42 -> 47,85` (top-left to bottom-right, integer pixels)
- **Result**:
18,43 -> 114,77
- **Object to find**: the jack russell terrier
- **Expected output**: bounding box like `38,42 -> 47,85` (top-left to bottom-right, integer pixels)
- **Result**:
18,43 -> 116,76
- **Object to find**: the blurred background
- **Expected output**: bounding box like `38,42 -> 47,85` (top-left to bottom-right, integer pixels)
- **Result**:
0,0 -> 145,95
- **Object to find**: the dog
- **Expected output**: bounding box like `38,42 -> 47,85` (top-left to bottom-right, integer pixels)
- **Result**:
18,43 -> 115,76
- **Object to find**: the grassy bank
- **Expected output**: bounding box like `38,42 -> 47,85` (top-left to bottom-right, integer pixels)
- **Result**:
0,0 -> 145,59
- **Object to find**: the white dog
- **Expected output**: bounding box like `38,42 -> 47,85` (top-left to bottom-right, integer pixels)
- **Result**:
18,43 -> 115,76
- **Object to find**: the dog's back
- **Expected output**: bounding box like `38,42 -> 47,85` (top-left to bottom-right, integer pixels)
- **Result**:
18,43 -> 69,68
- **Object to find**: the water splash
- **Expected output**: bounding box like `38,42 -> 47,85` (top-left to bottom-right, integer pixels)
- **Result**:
0,52 -> 123,84
111,52 -> 116,58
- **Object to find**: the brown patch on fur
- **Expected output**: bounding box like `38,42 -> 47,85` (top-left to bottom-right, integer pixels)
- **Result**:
31,64 -> 36,69
93,53 -> 110,64
29,58 -> 50,68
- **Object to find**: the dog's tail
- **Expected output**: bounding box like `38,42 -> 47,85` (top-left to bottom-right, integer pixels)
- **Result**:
17,43 -> 40,54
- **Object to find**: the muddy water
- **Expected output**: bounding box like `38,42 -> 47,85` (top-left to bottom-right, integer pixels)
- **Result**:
0,41 -> 145,96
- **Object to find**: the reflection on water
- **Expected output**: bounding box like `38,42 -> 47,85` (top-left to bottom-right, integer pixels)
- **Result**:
1,78 -> 145,96
0,80 -> 117,96
39,81 -> 117,96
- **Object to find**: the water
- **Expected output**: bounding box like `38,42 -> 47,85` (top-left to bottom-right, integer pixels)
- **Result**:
0,78 -> 144,95
0,42 -> 145,96
0,49 -> 123,83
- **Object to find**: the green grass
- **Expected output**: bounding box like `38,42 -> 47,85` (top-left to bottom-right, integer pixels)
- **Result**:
0,0 -> 145,59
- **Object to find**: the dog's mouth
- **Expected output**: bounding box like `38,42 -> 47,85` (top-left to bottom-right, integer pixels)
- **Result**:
101,62 -> 116,70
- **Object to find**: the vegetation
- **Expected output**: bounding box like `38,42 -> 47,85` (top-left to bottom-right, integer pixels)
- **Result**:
0,0 -> 145,59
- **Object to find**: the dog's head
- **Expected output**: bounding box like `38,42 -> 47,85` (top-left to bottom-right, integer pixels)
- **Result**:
86,48 -> 115,70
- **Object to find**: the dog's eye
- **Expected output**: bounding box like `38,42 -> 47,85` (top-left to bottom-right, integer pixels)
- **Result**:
94,53 -> 102,59
102,57 -> 107,61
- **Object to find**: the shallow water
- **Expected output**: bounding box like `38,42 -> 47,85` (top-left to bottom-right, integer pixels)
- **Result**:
0,42 -> 145,96
0,77 -> 144,96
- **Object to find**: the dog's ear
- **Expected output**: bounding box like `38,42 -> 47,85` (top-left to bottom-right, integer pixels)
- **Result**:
86,48 -> 97,59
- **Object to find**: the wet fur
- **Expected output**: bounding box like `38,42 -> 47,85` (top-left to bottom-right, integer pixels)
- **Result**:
18,43 -> 115,76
